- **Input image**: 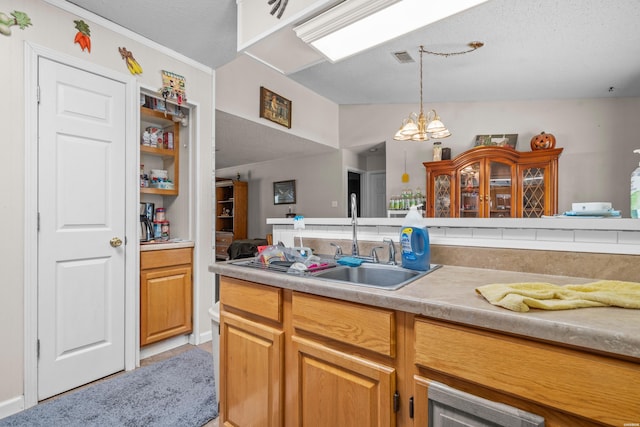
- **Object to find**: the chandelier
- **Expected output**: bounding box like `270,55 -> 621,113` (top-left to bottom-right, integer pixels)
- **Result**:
393,42 -> 484,141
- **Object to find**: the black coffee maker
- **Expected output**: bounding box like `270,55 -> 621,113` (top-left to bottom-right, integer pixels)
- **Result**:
139,203 -> 154,242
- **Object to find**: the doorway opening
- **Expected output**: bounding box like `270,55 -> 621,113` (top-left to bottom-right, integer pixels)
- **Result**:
347,171 -> 361,217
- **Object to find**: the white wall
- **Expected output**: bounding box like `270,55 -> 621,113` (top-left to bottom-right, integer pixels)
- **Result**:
340,98 -> 640,216
1,0 -> 214,407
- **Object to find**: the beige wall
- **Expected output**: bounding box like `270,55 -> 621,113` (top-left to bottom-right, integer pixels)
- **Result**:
217,150 -> 344,238
215,54 -> 340,149
0,0 -> 214,407
340,98 -> 640,217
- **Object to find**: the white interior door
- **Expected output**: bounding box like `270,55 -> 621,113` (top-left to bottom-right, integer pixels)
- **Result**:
368,172 -> 387,217
37,57 -> 127,399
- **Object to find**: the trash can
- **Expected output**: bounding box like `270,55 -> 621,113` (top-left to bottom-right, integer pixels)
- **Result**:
208,301 -> 220,409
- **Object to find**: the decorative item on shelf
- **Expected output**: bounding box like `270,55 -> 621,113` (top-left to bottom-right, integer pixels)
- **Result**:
530,131 -> 556,150
260,86 -> 292,129
433,141 -> 442,161
474,134 -> 518,149
394,42 -> 483,142
442,147 -> 451,160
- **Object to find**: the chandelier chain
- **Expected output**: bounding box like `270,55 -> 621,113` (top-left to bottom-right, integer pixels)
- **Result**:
420,41 -> 484,58
419,45 -> 423,114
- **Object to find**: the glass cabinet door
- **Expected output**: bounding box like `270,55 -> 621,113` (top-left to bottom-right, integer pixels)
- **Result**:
521,166 -> 547,217
459,162 -> 480,218
433,174 -> 452,217
488,160 -> 514,218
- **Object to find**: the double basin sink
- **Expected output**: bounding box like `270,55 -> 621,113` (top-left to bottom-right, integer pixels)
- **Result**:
230,258 -> 441,291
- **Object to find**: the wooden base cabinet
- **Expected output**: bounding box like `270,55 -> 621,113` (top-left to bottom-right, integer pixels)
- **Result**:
291,292 -> 398,427
219,277 -> 639,426
219,278 -> 284,427
412,317 -> 640,427
140,248 -> 192,346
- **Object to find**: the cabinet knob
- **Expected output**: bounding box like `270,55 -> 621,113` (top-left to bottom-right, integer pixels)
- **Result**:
110,237 -> 123,248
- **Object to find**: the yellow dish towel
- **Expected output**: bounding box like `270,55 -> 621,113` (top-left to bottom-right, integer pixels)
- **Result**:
475,280 -> 640,312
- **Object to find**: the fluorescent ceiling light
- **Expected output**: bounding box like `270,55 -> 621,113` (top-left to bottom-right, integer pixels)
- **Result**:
294,0 -> 489,62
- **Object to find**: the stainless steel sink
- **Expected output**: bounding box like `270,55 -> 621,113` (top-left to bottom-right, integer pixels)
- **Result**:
228,258 -> 441,290
312,262 -> 441,290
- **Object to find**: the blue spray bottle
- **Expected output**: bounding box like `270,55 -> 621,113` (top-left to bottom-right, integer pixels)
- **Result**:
400,205 -> 430,271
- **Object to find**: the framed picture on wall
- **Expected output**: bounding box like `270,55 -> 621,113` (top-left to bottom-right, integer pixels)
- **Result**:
260,86 -> 292,128
273,180 -> 296,205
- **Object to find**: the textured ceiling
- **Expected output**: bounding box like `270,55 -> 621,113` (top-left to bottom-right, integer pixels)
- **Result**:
65,0 -> 640,168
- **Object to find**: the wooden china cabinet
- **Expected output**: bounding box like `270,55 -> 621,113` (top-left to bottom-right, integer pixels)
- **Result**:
423,146 -> 562,218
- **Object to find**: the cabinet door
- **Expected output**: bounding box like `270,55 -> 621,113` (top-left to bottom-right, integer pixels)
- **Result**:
487,159 -> 515,218
458,161 -> 481,217
431,173 -> 453,218
292,336 -> 396,427
220,310 -> 284,427
140,264 -> 192,346
518,163 -> 551,217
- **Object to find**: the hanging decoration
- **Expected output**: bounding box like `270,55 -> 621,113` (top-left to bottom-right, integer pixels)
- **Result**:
0,10 -> 32,36
402,150 -> 409,183
73,19 -> 91,53
118,47 -> 143,75
160,70 -> 187,113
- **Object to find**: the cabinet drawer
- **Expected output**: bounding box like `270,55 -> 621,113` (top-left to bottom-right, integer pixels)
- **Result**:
140,247 -> 192,270
216,232 -> 234,245
414,318 -> 640,426
220,277 -> 282,323
292,292 -> 395,357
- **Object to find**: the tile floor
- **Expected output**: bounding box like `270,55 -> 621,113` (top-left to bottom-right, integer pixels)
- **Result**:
44,342 -> 219,427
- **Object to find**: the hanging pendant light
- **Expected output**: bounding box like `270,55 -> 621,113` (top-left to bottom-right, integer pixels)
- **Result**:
393,42 -> 483,142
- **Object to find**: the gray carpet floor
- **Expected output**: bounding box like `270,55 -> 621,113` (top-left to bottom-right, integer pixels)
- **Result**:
0,347 -> 217,427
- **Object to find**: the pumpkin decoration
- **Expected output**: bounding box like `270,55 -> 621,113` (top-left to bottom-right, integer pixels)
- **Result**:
530,131 -> 556,150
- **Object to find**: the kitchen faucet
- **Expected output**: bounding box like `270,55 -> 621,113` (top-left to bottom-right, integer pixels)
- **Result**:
351,193 -> 359,256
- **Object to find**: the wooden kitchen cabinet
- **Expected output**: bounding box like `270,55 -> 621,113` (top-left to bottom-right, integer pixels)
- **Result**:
219,278 -> 402,426
140,248 -> 192,346
411,317 -> 640,426
219,276 -> 640,427
423,146 -> 562,218
219,278 -> 284,427
291,292 -> 398,426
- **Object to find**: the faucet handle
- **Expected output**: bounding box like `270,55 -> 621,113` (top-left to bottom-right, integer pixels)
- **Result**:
370,246 -> 384,263
330,242 -> 343,259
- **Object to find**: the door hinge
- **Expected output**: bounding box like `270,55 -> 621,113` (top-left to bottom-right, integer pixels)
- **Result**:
409,396 -> 414,419
37,86 -> 40,104
393,391 -> 400,413
37,339 -> 40,358
37,212 -> 40,231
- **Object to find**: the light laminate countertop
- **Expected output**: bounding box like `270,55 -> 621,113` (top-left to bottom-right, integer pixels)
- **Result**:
140,240 -> 194,251
210,260 -> 640,360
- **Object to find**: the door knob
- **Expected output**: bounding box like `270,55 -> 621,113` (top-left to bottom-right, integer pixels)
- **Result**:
110,237 -> 123,247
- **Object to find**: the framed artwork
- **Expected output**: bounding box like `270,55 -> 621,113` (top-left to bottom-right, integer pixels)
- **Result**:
260,86 -> 292,128
273,180 -> 296,205
474,134 -> 518,149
